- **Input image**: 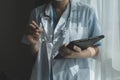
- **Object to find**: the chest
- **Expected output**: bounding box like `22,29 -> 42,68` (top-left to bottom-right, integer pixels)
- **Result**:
40,17 -> 89,45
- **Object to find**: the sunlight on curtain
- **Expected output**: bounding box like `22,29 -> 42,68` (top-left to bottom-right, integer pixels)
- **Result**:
101,0 -> 120,80
111,0 -> 120,71
81,0 -> 120,80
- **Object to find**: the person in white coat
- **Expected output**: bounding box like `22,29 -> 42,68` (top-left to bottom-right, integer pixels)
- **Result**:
23,0 -> 101,80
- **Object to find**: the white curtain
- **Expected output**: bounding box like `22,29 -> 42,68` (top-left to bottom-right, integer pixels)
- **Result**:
80,0 -> 120,80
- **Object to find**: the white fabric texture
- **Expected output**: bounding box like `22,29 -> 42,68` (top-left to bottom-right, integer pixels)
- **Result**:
29,0 -> 101,80
81,0 -> 120,80
25,0 -> 120,80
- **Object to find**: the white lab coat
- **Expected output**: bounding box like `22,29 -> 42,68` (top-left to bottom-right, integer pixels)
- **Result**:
23,0 -> 101,80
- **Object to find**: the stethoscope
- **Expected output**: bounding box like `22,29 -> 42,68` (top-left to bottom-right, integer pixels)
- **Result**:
40,1 -> 72,42
38,2 -> 72,78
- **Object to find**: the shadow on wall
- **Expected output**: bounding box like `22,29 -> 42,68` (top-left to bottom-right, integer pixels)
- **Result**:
0,72 -> 7,80
0,71 -> 33,80
0,0 -> 36,80
0,0 -> 49,80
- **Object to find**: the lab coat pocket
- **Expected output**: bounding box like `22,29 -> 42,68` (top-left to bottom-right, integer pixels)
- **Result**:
69,23 -> 88,41
52,59 -> 75,80
78,23 -> 89,38
76,68 -> 90,80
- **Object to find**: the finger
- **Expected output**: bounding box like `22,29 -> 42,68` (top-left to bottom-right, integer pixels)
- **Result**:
35,28 -> 43,33
73,45 -> 81,52
29,23 -> 39,32
26,24 -> 36,34
62,47 -> 74,55
33,32 -> 41,37
32,20 -> 39,28
64,43 -> 68,47
29,24 -> 36,29
58,46 -> 66,56
33,32 -> 40,40
27,21 -> 41,34
65,47 -> 75,54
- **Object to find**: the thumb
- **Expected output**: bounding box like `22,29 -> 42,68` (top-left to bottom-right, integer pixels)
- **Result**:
64,43 -> 68,47
73,45 -> 81,52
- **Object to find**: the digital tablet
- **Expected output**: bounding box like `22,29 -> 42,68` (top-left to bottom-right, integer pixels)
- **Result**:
54,35 -> 104,59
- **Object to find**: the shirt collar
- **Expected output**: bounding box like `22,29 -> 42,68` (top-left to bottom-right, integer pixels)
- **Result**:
44,0 -> 78,17
44,2 -> 53,19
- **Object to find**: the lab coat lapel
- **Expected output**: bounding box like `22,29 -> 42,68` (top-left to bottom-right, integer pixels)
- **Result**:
41,3 -> 53,42
53,3 -> 70,39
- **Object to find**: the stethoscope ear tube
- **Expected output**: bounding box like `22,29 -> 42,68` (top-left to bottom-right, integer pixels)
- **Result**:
40,1 -> 72,41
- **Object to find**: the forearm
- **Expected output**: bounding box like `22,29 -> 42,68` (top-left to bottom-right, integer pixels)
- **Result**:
30,43 -> 40,55
59,44 -> 99,58
66,46 -> 99,58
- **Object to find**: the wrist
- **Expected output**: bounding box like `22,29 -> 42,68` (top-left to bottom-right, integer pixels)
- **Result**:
30,43 -> 40,55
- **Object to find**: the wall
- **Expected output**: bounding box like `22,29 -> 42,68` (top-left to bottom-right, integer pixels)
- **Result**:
0,0 -> 36,80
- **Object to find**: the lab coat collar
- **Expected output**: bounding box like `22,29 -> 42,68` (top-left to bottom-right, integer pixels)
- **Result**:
44,0 -> 78,17
53,2 -> 70,35
44,2 -> 53,19
43,0 -> 80,21
43,1 -> 71,37
42,0 -> 79,40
